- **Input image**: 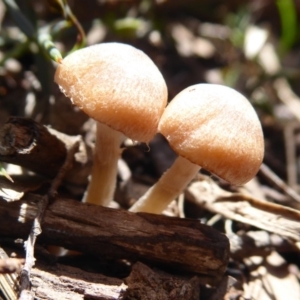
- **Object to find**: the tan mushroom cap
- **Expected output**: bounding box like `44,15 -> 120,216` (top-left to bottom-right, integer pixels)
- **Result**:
159,84 -> 264,185
55,43 -> 168,143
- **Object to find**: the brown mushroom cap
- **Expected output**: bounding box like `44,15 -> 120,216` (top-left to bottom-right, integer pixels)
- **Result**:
55,43 -> 168,143
159,84 -> 264,185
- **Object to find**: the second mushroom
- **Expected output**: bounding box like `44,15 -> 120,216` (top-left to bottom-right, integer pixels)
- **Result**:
129,84 -> 264,214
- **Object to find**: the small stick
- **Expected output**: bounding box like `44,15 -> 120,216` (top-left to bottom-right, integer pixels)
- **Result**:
259,163 -> 300,204
224,193 -> 300,222
177,193 -> 185,218
283,123 -> 298,189
18,141 -> 79,300
274,78 -> 300,122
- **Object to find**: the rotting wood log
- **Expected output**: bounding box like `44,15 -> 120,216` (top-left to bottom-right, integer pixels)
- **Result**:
0,194 -> 229,277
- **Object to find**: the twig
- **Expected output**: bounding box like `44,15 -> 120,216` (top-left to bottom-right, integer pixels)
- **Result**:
57,0 -> 86,50
177,193 -> 185,218
206,214 -> 222,227
274,77 -> 300,122
187,177 -> 300,242
283,122 -> 298,189
18,141 -> 79,300
224,193 -> 300,222
259,163 -> 300,204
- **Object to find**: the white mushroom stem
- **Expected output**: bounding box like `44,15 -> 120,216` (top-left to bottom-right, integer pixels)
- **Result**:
129,156 -> 200,213
83,123 -> 125,206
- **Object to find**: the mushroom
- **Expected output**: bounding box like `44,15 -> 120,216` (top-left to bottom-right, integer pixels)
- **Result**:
129,84 -> 264,213
55,43 -> 167,206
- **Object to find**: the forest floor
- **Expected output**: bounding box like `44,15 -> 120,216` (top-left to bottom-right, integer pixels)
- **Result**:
1,0 -> 300,299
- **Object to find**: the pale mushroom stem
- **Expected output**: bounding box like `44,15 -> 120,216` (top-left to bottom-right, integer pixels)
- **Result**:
83,123 -> 125,206
129,156 -> 200,213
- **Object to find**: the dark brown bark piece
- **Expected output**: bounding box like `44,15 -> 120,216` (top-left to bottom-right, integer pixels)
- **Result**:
123,261 -> 200,300
0,117 -> 91,185
0,117 -> 66,177
0,194 -> 229,277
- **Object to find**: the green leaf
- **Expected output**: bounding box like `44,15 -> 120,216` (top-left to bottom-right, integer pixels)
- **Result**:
3,0 -> 36,38
0,164 -> 14,183
276,0 -> 298,53
37,30 -> 62,63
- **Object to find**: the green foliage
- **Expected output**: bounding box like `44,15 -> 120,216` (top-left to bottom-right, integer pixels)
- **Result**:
114,17 -> 149,38
2,0 -> 87,63
3,0 -> 63,63
276,0 -> 298,54
55,0 -> 86,52
226,7 -> 251,48
0,0 -> 87,177
0,163 -> 13,182
3,0 -> 36,38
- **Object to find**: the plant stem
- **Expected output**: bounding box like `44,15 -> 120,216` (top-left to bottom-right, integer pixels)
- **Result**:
129,156 -> 200,213
83,123 -> 124,206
